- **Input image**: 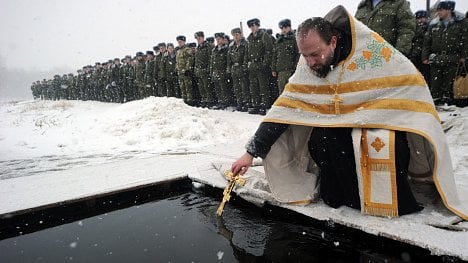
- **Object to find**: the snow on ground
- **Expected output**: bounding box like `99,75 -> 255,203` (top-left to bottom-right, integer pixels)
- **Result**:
0,97 -> 261,179
0,97 -> 467,259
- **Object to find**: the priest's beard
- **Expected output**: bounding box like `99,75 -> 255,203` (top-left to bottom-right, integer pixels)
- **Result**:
311,52 -> 334,78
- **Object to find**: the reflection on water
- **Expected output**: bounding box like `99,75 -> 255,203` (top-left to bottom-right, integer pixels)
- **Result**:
0,189 -> 446,262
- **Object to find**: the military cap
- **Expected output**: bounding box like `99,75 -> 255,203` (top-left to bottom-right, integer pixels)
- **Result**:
114,58 -> 120,61
176,35 -> 186,41
415,10 -> 428,18
188,42 -> 196,48
194,31 -> 204,38
224,35 -> 230,41
214,32 -> 225,38
124,55 -> 131,59
158,42 -> 166,47
231,27 -> 242,35
167,43 -> 174,48
153,45 -> 158,51
95,62 -> 101,65
247,18 -> 260,27
136,51 -> 144,57
146,50 -> 154,55
266,29 -> 273,35
278,18 -> 291,28
206,37 -> 215,43
437,1 -> 455,10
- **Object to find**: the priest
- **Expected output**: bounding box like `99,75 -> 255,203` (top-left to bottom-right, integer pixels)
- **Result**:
231,5 -> 467,219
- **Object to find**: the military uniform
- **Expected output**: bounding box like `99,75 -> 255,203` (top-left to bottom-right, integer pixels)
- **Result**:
194,32 -> 214,107
409,11 -> 430,86
355,0 -> 416,56
154,43 -> 167,96
176,36 -> 195,105
162,44 -> 179,97
135,52 -> 146,99
121,56 -> 134,102
227,28 -> 250,111
211,33 -> 230,108
422,6 -> 467,104
246,18 -> 274,114
109,59 -> 122,102
272,20 -> 299,94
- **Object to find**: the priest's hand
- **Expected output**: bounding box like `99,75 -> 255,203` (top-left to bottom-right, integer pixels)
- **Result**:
231,152 -> 253,176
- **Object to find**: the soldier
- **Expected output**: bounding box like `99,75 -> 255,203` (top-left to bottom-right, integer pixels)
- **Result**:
154,43 -> 167,96
176,35 -> 195,105
145,50 -> 156,97
355,0 -> 415,57
206,37 -> 215,48
245,18 -> 274,115
68,73 -> 78,100
162,43 -> 179,97
227,27 -> 250,111
76,69 -> 84,100
60,74 -> 69,100
31,81 -> 38,99
409,10 -> 430,86
121,55 -> 134,102
52,75 -> 62,100
210,32 -> 230,109
102,62 -> 112,102
135,51 -> 146,99
194,31 -> 214,108
272,18 -> 300,95
91,62 -> 102,101
110,58 -> 122,102
422,0 -> 467,105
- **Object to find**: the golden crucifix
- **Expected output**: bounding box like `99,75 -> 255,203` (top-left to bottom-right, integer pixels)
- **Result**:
330,92 -> 343,114
216,170 -> 246,216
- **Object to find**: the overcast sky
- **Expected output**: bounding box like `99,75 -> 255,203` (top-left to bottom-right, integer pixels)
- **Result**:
1,0 -> 466,73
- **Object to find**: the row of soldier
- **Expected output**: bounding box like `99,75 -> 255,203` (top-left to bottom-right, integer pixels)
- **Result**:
31,18 -> 298,115
32,1 -> 468,113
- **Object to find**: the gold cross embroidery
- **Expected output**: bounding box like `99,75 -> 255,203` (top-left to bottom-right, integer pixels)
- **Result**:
330,92 -> 343,114
371,137 -> 386,152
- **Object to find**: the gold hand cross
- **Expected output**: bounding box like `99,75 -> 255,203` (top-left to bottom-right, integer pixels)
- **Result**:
216,170 -> 246,216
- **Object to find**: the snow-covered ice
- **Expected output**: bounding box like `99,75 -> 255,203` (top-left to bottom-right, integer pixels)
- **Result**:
0,97 -> 467,259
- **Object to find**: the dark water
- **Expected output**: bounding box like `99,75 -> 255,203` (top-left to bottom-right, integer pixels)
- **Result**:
0,186 -> 449,263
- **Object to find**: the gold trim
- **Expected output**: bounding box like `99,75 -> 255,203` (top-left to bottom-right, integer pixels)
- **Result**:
361,129 -> 398,217
288,200 -> 312,205
285,74 -> 426,95
273,97 -> 440,122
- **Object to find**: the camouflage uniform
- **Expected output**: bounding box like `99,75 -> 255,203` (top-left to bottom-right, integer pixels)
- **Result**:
194,35 -> 214,107
92,64 -> 102,101
422,10 -> 467,104
272,29 -> 299,94
162,44 -> 179,97
154,44 -> 167,96
135,53 -> 146,99
176,37 -> 194,104
227,30 -> 250,111
409,11 -> 430,86
246,19 -> 274,114
355,0 -> 416,56
121,56 -> 134,102
110,59 -> 122,102
145,51 -> 156,97
210,34 -> 229,108
101,63 -> 111,102
51,75 -> 61,100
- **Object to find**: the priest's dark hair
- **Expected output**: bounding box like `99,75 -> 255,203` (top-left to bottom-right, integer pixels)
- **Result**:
296,17 -> 338,45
